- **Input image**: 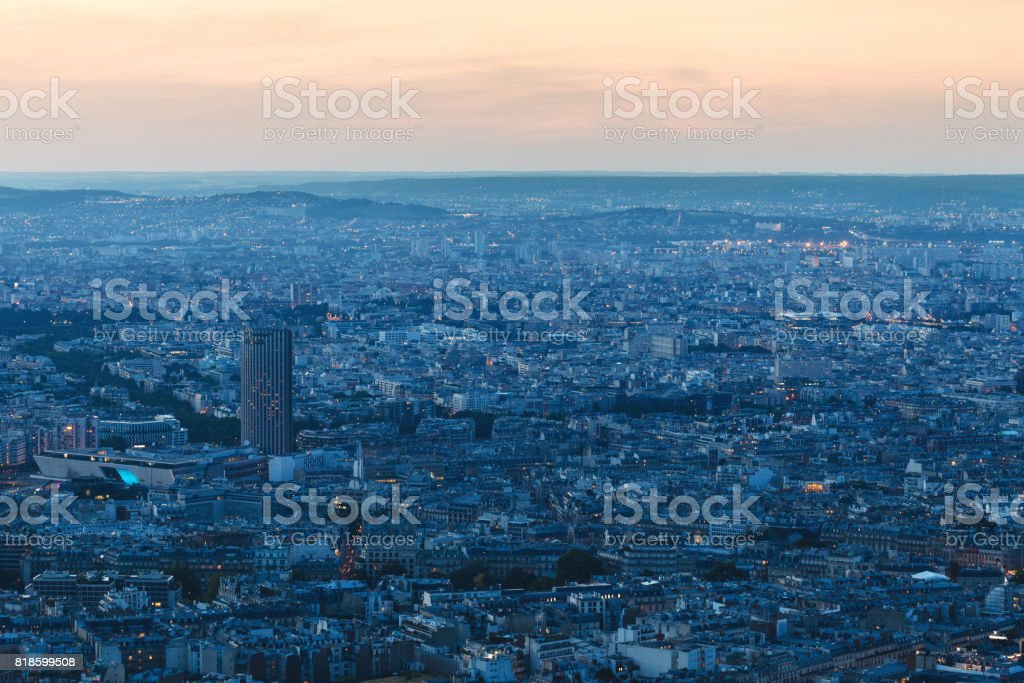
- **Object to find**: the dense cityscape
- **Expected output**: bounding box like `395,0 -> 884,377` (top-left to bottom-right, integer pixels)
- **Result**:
1,174 -> 1024,681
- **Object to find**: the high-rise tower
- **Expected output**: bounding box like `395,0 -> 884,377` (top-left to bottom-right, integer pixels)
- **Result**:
240,327 -> 293,455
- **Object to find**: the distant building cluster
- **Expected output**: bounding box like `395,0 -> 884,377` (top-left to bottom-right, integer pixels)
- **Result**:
3,178 -> 1024,681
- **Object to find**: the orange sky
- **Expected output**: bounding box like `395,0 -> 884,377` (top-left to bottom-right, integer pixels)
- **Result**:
0,0 -> 1021,172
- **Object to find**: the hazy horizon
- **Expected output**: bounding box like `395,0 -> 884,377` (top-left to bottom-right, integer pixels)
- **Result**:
1,0 -> 1022,173
1,170 -> 1022,196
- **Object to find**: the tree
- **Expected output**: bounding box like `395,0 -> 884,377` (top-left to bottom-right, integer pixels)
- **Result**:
202,574 -> 222,602
556,550 -> 604,584
380,562 -> 407,577
453,410 -> 495,439
447,561 -> 489,589
502,567 -> 538,590
165,563 -> 202,600
704,561 -> 748,582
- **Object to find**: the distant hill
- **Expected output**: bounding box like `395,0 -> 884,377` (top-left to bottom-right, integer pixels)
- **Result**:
195,190 -> 448,219
267,174 -> 1024,214
0,186 -> 448,220
0,186 -> 135,209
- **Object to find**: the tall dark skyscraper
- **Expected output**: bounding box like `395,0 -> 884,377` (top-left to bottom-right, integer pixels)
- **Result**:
240,327 -> 293,455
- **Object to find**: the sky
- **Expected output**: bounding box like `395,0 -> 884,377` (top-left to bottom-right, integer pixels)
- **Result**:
0,0 -> 1022,173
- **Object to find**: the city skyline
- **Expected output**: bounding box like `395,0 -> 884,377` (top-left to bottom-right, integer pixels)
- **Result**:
4,2 -> 1024,680
4,169 -> 1024,681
